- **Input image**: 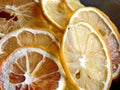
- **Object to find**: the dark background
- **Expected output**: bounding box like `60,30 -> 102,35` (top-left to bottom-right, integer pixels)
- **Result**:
80,0 -> 120,90
80,0 -> 120,33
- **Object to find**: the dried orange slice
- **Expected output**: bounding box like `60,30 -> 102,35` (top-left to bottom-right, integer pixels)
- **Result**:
64,0 -> 84,11
0,0 -> 63,40
0,28 -> 60,65
69,7 -> 120,79
0,0 -> 40,36
60,22 -> 112,90
0,47 -> 65,90
41,0 -> 72,30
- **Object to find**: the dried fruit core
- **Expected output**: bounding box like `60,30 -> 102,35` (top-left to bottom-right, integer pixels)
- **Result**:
0,11 -> 18,21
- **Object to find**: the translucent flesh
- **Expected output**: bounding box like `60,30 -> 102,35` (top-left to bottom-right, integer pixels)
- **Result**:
63,24 -> 110,90
9,52 -> 60,89
0,29 -> 59,62
1,48 -> 64,90
42,0 -> 71,29
0,0 -> 39,35
70,8 -> 120,77
0,0 -> 63,40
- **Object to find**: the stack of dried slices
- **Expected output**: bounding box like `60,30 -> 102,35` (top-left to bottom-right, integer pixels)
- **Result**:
0,0 -> 119,90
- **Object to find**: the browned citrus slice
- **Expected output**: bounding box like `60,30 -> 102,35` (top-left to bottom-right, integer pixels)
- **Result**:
0,47 -> 65,90
0,0 -> 39,36
69,7 -> 120,79
0,28 -> 60,65
0,0 -> 63,40
60,22 -> 112,90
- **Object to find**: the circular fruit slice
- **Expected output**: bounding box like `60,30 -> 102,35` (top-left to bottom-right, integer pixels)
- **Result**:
41,0 -> 72,30
0,47 -> 65,90
60,22 -> 112,90
0,28 -> 60,64
0,0 -> 40,37
69,7 -> 120,79
64,0 -> 84,11
0,0 -> 63,40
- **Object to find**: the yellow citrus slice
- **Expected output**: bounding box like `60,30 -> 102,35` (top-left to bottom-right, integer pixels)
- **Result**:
0,47 -> 65,90
0,27 -> 60,65
69,7 -> 120,79
41,0 -> 72,30
64,0 -> 84,11
60,22 -> 112,90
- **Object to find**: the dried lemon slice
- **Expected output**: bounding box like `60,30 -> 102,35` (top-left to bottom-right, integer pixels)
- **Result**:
69,7 -> 120,79
41,0 -> 71,30
60,22 -> 112,90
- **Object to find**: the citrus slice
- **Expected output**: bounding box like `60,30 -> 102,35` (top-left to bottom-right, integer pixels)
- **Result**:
60,22 -> 112,90
41,0 -> 72,30
65,0 -> 84,11
0,0 -> 40,37
0,0 -> 63,40
69,7 -> 120,79
0,27 -> 60,64
0,47 -> 65,90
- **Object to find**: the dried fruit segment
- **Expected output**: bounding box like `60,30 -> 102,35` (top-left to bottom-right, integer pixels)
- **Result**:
41,0 -> 72,30
0,0 -> 39,36
60,22 -> 112,90
0,0 -> 63,41
0,47 -> 65,90
0,28 -> 60,63
69,7 -> 120,79
0,0 -> 119,90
